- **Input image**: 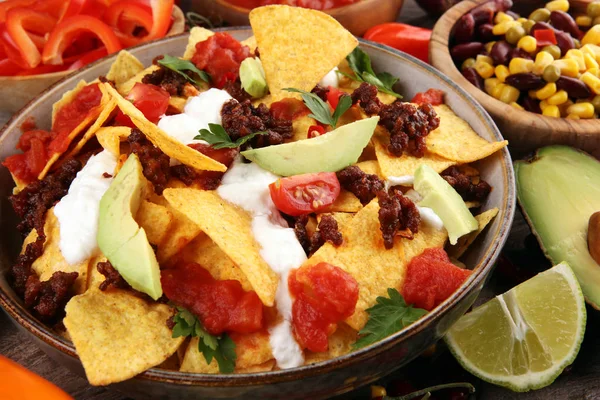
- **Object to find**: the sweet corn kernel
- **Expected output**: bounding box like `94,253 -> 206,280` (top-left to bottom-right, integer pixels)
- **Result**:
588,67 -> 600,77
474,60 -> 495,79
461,58 -> 476,70
517,35 -> 537,53
545,0 -> 569,12
371,386 -> 387,398
584,53 -> 600,70
542,104 -> 561,117
580,44 -> 600,60
517,17 -> 528,24
484,78 -> 500,94
576,15 -> 593,27
540,99 -> 550,110
559,100 -> 574,116
582,25 -> 600,46
509,57 -> 534,74
529,90 -> 538,98
499,84 -> 520,103
476,54 -> 494,65
491,83 -> 506,99
536,82 -> 557,99
510,101 -> 524,110
567,102 -> 595,118
567,113 -> 581,119
565,49 -> 586,71
552,59 -> 580,77
581,71 -> 600,94
533,51 -> 555,75
547,90 -> 568,105
495,65 -> 510,82
495,11 -> 514,24
493,21 -> 518,35
485,41 -> 496,53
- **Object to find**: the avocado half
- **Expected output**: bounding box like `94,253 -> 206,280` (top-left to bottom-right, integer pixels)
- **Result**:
515,145 -> 600,309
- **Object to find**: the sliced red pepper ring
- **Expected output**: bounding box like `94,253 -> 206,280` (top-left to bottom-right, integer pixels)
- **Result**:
42,15 -> 122,65
0,0 -> 38,23
59,0 -> 88,21
146,0 -> 174,41
5,8 -> 57,68
67,46 -> 107,70
105,0 -> 153,47
0,57 -> 22,75
363,23 -> 432,63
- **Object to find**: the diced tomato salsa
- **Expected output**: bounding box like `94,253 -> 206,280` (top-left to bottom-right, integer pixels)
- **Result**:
2,128 -> 55,183
225,0 -> 361,11
289,262 -> 358,352
161,262 -> 265,335
411,88 -> 444,106
270,98 -> 310,121
401,248 -> 472,311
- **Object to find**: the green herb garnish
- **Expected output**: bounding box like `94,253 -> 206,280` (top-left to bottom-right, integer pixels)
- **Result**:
284,88 -> 352,128
194,123 -> 268,149
353,288 -> 427,349
343,47 -> 402,98
171,307 -> 236,373
158,54 -> 211,86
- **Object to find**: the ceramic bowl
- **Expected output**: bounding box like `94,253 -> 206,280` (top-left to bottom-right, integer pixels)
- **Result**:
0,29 -> 515,400
0,5 -> 186,114
430,0 -> 600,158
190,0 -> 404,36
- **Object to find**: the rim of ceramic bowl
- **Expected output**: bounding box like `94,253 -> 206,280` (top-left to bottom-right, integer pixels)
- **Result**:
430,0 -> 600,136
209,0 -> 401,16
0,29 -> 516,386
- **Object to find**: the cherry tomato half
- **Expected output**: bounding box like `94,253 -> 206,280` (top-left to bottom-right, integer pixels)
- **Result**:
269,172 -> 340,216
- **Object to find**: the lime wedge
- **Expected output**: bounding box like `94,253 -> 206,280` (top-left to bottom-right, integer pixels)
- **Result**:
445,262 -> 586,392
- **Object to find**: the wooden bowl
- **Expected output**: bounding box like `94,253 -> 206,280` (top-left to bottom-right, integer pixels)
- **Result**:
0,6 -> 186,114
191,0 -> 404,36
430,0 -> 600,158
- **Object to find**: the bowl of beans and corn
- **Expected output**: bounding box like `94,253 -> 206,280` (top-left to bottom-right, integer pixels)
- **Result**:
430,0 -> 600,157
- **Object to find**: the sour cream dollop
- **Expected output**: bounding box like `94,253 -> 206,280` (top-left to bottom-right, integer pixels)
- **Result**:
217,158 -> 307,369
319,67 -> 339,88
54,150 -> 117,265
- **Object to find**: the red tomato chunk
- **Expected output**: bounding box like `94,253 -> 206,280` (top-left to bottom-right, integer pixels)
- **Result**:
191,32 -> 251,89
402,248 -> 472,311
161,262 -> 264,335
411,88 -> 444,106
270,98 -> 309,121
289,262 -> 358,352
2,128 -> 54,183
114,82 -> 170,127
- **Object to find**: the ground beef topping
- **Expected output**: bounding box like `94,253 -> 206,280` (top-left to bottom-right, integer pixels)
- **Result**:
293,215 -> 311,254
311,84 -> 329,101
310,215 -> 343,253
97,260 -> 130,291
221,99 -> 293,148
171,143 -> 238,190
336,165 -> 384,206
351,83 -> 440,158
10,158 -> 82,236
377,190 -> 420,250
12,234 -> 45,297
144,58 -> 191,96
24,271 -> 79,322
441,166 -> 492,202
223,79 -> 252,103
128,129 -> 170,195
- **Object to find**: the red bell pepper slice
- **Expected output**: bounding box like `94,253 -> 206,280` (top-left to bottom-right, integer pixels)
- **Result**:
146,0 -> 174,41
363,23 -> 432,63
16,63 -> 68,76
0,57 -> 22,75
0,0 -> 37,22
42,15 -> 122,65
59,0 -> 88,21
5,8 -> 56,68
105,0 -> 153,46
534,29 -> 557,47
67,46 -> 108,70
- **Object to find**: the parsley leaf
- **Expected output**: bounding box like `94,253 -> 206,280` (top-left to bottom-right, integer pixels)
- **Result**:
345,48 -> 402,99
284,88 -> 352,128
353,288 -> 427,349
194,123 -> 268,149
171,307 -> 237,373
158,54 -> 211,86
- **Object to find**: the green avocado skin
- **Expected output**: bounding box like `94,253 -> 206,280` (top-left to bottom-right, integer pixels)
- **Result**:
97,154 -> 162,300
515,145 -> 600,309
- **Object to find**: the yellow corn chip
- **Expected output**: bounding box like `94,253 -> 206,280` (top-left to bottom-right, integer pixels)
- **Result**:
427,105 -> 508,163
96,126 -> 132,157
118,65 -> 159,95
317,212 -> 354,231
9,171 -> 28,194
304,323 -> 357,364
103,83 -> 227,173
136,200 -> 173,246
236,360 -> 276,373
64,289 -> 184,385
249,5 -> 358,101
183,27 -> 214,60
322,190 -> 362,213
52,80 -> 86,126
155,204 -> 203,265
106,50 -> 145,88
163,188 -> 279,307
448,208 -> 499,259
169,96 -> 187,113
292,115 -> 317,142
86,254 -> 107,290
67,97 -> 118,158
354,160 -> 382,177
465,201 -> 481,209
241,35 -> 258,52
180,337 -> 219,373
402,223 -> 449,262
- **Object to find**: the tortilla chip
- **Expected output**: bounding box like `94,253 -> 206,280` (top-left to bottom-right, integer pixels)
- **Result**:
322,190 -> 362,213
317,212 -> 354,231
103,83 -> 227,173
29,209 -> 89,294
183,27 -> 214,60
163,188 -> 279,307
249,5 -> 358,101
136,200 -> 173,246
236,360 -> 276,373
403,223 -> 449,262
118,65 -> 160,95
465,201 -> 482,209
67,96 -> 118,158
10,171 -> 28,194
155,204 -> 203,265
178,234 -> 253,291
304,323 -> 357,364
291,115 -> 317,142
64,289 -> 184,385
427,105 -> 508,163
180,337 -> 219,373
169,96 -> 187,113
106,51 -> 145,87
52,80 -> 86,127
354,160 -> 382,177
86,254 -> 107,290
96,126 -> 132,156
241,35 -> 258,53
448,208 -> 499,259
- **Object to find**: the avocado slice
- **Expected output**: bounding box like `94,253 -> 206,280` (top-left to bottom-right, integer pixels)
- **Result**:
97,154 -> 162,300
240,58 -> 268,98
515,145 -> 600,309
413,165 -> 478,245
241,117 -> 379,176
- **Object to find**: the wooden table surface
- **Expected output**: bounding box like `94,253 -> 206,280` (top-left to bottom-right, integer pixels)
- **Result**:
2,1 -> 600,399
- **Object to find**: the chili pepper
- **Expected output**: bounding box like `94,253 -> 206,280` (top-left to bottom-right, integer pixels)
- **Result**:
363,23 -> 432,63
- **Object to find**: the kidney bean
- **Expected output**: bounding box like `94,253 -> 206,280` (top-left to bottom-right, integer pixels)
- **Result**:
554,30 -> 575,56
451,42 -> 485,62
556,76 -> 592,98
490,40 -> 513,65
471,7 -> 494,25
550,11 -> 583,39
492,0 -> 513,12
509,48 -> 533,61
505,10 -> 520,19
454,13 -> 475,44
505,73 -> 546,90
522,96 -> 542,114
530,21 -> 553,34
477,23 -> 495,42
462,67 -> 484,90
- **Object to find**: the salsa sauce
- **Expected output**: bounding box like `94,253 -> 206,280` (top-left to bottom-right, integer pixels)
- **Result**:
225,0 -> 361,10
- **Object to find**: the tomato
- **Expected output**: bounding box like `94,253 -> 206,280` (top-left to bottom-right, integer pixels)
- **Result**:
363,23 -> 431,63
3,128 -> 54,183
191,32 -> 251,89
269,172 -> 341,216
270,98 -> 309,121
161,262 -> 264,335
184,143 -> 239,188
289,263 -> 358,352
401,248 -> 472,311
533,29 -> 557,47
0,355 -> 73,400
114,82 -> 170,127
307,124 -> 326,138
411,88 -> 444,106
326,86 -> 345,109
